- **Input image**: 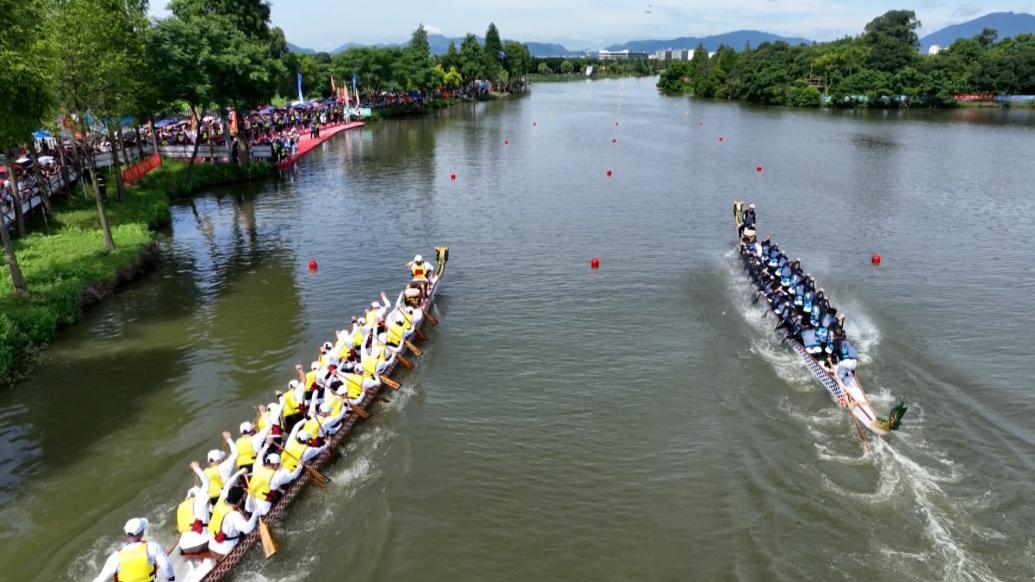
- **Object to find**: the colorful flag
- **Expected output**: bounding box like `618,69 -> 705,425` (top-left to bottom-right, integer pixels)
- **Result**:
297,72 -> 304,102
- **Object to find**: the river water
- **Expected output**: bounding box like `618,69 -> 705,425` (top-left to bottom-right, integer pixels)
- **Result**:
1,78 -> 1034,581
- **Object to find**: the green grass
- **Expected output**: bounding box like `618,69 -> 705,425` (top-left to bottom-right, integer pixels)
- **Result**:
0,158 -> 272,385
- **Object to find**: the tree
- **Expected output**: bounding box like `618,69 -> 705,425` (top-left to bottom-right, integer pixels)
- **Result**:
443,66 -> 463,88
458,34 -> 484,82
148,15 -> 214,183
0,0 -> 50,294
502,40 -> 531,89
52,0 -> 148,250
538,62 -> 553,75
559,60 -> 574,74
864,10 -> 921,73
442,40 -> 460,71
483,23 -> 504,83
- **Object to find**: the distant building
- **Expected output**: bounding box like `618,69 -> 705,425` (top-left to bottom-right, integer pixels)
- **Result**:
654,48 -> 692,61
598,49 -> 649,60
928,44 -> 943,55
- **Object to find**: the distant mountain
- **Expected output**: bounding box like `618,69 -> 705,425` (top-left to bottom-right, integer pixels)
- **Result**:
606,30 -> 812,53
920,11 -> 1035,52
525,42 -> 582,57
287,42 -> 315,55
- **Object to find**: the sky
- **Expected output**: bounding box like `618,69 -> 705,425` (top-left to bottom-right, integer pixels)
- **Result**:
148,1 -> 1035,51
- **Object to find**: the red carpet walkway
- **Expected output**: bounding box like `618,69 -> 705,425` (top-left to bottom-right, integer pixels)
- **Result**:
274,121 -> 365,169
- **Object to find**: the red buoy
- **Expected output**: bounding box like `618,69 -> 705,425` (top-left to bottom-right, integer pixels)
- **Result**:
871,254 -> 882,266
504,139 -> 509,145
756,165 -> 763,173
532,122 -> 537,127
615,121 -> 619,126
590,257 -> 600,269
606,169 -> 613,177
308,259 -> 318,271
450,173 -> 457,181
612,138 -> 617,144
699,121 -> 703,126
719,136 -> 725,142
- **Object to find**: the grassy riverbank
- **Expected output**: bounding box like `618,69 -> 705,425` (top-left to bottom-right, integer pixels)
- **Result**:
0,160 -> 272,385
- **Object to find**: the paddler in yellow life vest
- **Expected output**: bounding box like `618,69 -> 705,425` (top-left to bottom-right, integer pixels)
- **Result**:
202,432 -> 238,504
364,293 -> 390,328
92,518 -> 174,582
279,423 -> 329,482
235,420 -> 270,472
245,448 -> 291,516
406,254 -> 431,297
175,462 -> 212,554
360,332 -> 388,381
278,379 -> 306,433
336,366 -> 378,407
208,486 -> 259,555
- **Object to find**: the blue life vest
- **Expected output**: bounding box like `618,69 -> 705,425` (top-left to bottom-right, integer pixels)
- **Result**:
794,285 -> 804,304
810,308 -> 820,326
839,340 -> 858,360
816,326 -> 829,343
820,313 -> 835,329
801,329 -> 818,348
803,292 -> 813,312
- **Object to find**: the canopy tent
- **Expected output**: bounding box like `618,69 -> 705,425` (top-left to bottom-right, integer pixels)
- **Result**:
32,129 -> 53,140
153,117 -> 187,129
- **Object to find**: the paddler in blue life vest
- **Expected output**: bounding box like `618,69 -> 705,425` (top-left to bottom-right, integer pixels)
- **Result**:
92,518 -> 175,582
739,203 -> 756,235
830,329 -> 859,384
208,485 -> 260,555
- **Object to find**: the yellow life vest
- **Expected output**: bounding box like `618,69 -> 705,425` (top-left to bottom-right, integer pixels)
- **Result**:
361,349 -> 381,379
352,328 -> 364,348
343,373 -> 365,399
116,543 -> 154,582
325,390 -> 345,416
304,370 -> 318,390
256,412 -> 268,432
282,389 -> 301,418
318,353 -> 329,367
208,499 -> 235,538
281,438 -> 308,472
411,262 -> 428,281
365,308 -> 381,323
248,465 -> 274,500
387,321 -> 406,346
302,417 -> 320,439
236,436 -> 256,468
176,498 -> 197,534
204,466 -> 223,499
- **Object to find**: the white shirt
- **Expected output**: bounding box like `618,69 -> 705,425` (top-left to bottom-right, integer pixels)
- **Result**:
93,540 -> 174,582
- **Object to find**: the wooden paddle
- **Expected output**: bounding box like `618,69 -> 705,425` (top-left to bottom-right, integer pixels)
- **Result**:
423,309 -> 438,326
380,375 -> 400,390
349,403 -> 370,419
395,353 -> 414,369
259,519 -> 278,558
404,340 -> 423,357
414,328 -> 428,341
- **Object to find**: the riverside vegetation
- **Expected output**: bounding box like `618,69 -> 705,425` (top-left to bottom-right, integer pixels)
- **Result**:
2,0 -> 532,384
657,9 -> 1035,107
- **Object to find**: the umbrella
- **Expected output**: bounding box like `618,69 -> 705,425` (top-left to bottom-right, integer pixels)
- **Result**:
32,129 -> 53,140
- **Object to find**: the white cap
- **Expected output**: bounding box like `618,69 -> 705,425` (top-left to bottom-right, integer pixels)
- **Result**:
239,421 -> 254,434
749,203 -> 755,208
319,402 -> 332,414
266,453 -> 280,465
370,301 -> 379,308
414,254 -> 423,262
311,361 -> 320,370
357,318 -> 366,325
207,450 -> 225,463
322,341 -> 333,351
297,430 -> 311,442
288,380 -> 300,389
123,517 -> 149,536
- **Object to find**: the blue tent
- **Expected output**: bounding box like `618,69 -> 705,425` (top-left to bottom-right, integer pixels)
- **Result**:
32,129 -> 53,140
